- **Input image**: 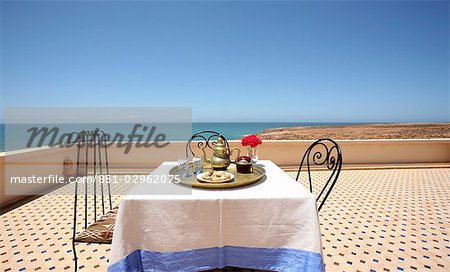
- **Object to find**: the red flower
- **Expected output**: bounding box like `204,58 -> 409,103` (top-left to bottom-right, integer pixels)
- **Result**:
241,134 -> 262,148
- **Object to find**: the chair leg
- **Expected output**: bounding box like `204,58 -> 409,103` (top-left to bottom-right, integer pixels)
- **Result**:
72,240 -> 78,272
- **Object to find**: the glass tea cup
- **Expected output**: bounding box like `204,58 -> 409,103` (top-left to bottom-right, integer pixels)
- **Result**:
192,156 -> 203,174
177,157 -> 191,178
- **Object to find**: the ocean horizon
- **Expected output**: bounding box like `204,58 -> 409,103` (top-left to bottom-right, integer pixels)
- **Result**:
0,122 -> 362,152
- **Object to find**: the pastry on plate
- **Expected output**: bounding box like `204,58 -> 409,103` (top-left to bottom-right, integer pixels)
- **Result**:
200,170 -> 233,182
202,170 -> 214,181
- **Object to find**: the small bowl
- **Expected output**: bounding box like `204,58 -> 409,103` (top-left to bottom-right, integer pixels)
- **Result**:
236,156 -> 253,174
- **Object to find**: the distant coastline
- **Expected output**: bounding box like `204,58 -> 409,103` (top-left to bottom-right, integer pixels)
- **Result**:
259,122 -> 450,140
0,122 -> 358,152
1,122 -> 449,152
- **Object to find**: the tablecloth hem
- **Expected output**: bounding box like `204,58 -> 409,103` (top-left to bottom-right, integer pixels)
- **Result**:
108,246 -> 324,272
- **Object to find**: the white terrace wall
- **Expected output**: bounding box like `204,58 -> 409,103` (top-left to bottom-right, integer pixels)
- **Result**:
1,139 -> 449,206
232,139 -> 450,167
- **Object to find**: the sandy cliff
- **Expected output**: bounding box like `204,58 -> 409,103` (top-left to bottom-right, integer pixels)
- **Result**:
259,123 -> 450,140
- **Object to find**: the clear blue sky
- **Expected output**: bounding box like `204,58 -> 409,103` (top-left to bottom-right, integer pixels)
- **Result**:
1,0 -> 449,122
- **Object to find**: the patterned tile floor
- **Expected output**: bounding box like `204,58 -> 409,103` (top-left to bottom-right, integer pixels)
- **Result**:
0,168 -> 449,272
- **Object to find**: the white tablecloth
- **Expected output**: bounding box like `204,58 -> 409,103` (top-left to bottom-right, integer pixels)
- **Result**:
108,160 -> 324,272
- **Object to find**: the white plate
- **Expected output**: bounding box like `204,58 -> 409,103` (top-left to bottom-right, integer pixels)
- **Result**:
196,171 -> 234,183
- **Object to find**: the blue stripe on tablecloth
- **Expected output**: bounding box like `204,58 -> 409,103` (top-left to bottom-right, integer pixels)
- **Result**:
108,246 -> 324,272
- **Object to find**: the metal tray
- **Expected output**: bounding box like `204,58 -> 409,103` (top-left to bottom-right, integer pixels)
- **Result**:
169,163 -> 266,189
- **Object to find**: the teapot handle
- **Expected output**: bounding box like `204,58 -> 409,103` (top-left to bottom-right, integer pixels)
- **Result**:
229,147 -> 241,163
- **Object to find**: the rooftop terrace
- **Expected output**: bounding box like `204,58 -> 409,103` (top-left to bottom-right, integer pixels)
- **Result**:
1,167 -> 449,272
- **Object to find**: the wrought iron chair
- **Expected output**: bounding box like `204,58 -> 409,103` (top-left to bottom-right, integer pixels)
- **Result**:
295,138 -> 343,212
186,130 -> 230,157
71,129 -> 116,272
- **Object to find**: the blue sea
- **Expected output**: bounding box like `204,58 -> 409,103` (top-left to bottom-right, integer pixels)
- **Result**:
0,122 -> 358,152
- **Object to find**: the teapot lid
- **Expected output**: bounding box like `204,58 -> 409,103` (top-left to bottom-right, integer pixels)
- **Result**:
212,136 -> 227,151
215,135 -> 226,146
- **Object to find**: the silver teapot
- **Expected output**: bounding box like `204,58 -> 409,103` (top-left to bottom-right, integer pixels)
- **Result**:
203,136 -> 240,170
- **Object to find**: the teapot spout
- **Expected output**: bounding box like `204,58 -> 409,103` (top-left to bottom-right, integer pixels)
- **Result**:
201,148 -> 210,164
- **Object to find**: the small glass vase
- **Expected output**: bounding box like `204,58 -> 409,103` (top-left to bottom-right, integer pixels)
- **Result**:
247,146 -> 258,164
